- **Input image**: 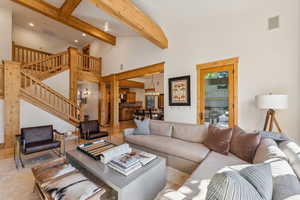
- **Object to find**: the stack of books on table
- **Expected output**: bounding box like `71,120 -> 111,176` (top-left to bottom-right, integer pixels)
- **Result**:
108,154 -> 142,176
107,151 -> 157,176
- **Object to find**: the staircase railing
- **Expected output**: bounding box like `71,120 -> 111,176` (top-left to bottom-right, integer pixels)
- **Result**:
0,64 -> 3,98
21,51 -> 69,75
20,71 -> 81,123
78,53 -> 101,75
12,43 -> 52,64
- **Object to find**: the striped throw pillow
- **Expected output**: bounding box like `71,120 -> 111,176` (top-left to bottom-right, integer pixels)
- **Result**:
206,163 -> 272,200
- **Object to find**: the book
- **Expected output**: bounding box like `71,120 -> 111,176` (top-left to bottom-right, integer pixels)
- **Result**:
136,151 -> 157,166
100,143 -> 132,164
108,162 -> 142,176
110,154 -> 140,169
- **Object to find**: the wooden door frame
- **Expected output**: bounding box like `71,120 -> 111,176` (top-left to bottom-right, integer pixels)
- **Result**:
101,62 -> 165,128
196,57 -> 239,127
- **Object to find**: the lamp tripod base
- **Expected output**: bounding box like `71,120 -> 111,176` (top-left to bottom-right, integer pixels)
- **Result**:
263,109 -> 282,133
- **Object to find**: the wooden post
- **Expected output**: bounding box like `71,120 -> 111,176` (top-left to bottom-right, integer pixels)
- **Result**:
68,47 -> 78,103
99,57 -> 102,75
4,61 -> 21,148
12,41 -> 15,61
99,81 -> 107,126
110,75 -> 119,129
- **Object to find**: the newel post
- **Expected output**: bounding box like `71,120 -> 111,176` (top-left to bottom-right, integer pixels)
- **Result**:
68,47 -> 78,103
4,61 -> 21,148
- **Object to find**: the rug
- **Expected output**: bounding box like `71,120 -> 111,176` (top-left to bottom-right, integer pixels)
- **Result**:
0,156 -> 189,200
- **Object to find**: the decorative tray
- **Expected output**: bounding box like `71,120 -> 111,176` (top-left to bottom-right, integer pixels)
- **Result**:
77,140 -> 116,160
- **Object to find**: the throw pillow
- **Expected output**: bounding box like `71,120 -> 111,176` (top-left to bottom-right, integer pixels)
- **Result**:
206,171 -> 263,200
206,163 -> 273,200
133,118 -> 150,135
259,130 -> 289,142
203,125 -> 232,155
230,126 -> 261,163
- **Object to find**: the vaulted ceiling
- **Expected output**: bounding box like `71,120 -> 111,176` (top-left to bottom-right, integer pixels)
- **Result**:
0,0 -> 168,48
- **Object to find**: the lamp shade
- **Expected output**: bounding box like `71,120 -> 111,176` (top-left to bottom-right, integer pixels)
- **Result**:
255,94 -> 288,110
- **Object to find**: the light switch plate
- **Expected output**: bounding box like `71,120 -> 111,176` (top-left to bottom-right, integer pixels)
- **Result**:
268,16 -> 280,30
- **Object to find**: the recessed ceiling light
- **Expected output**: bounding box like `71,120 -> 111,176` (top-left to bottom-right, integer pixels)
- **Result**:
82,33 -> 86,37
29,22 -> 34,27
74,40 -> 79,43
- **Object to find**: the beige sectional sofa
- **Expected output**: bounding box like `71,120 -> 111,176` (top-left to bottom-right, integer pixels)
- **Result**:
123,120 -> 300,200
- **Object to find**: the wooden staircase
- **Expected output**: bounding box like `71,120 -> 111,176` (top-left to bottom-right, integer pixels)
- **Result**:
20,71 -> 81,126
21,51 -> 69,81
0,44 -> 102,148
0,63 -> 81,126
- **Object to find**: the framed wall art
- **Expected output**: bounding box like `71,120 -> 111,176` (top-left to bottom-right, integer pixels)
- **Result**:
168,75 -> 191,106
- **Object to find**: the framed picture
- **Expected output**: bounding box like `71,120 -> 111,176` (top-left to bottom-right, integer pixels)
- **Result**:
168,75 -> 191,106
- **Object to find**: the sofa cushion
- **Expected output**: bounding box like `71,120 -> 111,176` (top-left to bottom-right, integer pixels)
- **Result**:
189,151 -> 248,181
253,138 -> 287,163
125,135 -> 209,163
264,158 -> 300,200
24,140 -> 61,154
21,125 -> 53,144
230,126 -> 261,163
150,120 -> 172,137
203,125 -> 233,155
80,120 -> 99,134
279,140 -> 300,179
172,122 -> 208,143
133,119 -> 150,135
176,152 -> 247,199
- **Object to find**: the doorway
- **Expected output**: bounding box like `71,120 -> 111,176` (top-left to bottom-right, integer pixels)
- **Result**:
197,58 -> 238,128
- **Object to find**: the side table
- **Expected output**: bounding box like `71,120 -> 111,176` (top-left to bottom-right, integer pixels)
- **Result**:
57,132 -> 79,155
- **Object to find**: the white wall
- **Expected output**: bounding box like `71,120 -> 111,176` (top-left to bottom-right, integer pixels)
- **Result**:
43,70 -> 70,98
78,81 -> 99,120
90,0 -> 300,142
20,100 -> 75,132
21,70 -> 74,132
0,7 -> 12,143
13,25 -> 77,54
0,7 -> 12,60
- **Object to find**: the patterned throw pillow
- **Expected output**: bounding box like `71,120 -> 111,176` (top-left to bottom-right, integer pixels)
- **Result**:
206,163 -> 273,200
133,118 -> 150,135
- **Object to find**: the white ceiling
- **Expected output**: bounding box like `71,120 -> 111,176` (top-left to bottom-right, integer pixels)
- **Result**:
0,0 -> 139,47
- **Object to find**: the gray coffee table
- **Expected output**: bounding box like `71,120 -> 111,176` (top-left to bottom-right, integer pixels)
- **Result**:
66,149 -> 166,200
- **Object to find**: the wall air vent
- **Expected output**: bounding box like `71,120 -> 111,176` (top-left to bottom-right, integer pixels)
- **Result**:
268,16 -> 280,30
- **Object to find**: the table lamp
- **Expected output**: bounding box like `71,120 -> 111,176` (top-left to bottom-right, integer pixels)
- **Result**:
255,94 -> 288,133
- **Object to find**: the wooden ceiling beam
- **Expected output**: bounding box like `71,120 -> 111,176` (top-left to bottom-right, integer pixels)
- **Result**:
89,0 -> 168,49
119,80 -> 144,89
11,0 -> 116,45
59,0 -> 82,18
117,62 -> 164,80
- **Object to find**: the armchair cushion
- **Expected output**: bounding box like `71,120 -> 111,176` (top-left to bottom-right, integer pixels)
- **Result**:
24,140 -> 61,154
80,120 -> 99,135
21,125 -> 53,145
86,132 -> 108,140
